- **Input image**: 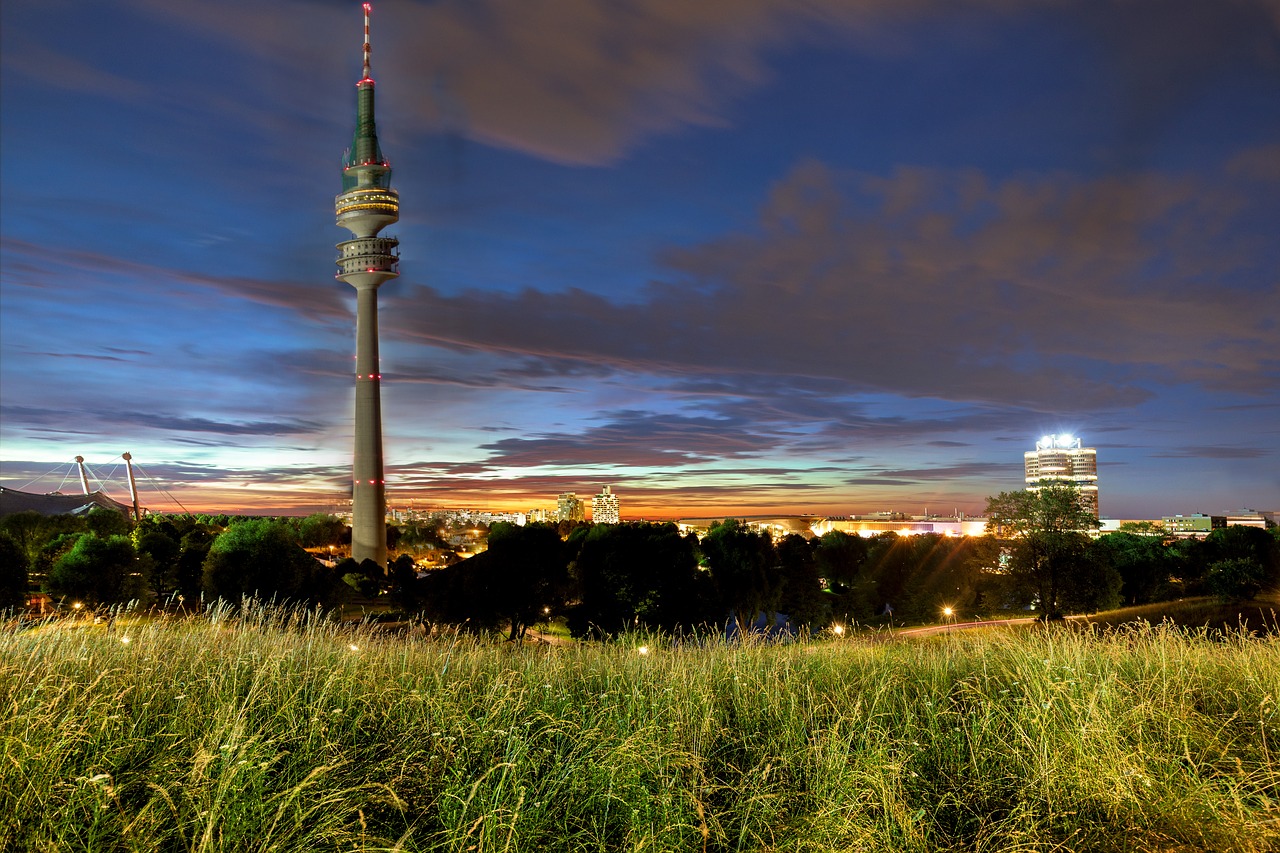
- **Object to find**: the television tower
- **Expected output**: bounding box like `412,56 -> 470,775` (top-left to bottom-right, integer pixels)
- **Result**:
335,2 -> 398,568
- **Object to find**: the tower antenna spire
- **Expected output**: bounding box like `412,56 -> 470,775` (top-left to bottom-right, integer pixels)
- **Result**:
362,2 -> 373,81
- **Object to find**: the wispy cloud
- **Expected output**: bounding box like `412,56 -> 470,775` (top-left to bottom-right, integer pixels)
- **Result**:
1151,446 -> 1273,460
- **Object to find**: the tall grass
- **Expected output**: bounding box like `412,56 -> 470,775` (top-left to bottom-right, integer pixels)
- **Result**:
2,604 -> 1277,852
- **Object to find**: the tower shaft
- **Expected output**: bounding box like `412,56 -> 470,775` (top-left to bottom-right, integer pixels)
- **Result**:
351,284 -> 386,564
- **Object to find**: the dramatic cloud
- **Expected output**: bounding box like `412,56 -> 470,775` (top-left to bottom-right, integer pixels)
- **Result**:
66,0 -> 1270,166
385,160 -> 1278,407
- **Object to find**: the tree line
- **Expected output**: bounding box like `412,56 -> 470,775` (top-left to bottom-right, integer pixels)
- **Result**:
2,486 -> 1277,638
0,510 -> 357,611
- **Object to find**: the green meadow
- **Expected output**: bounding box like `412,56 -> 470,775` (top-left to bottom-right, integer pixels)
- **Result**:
3,606 -> 1277,852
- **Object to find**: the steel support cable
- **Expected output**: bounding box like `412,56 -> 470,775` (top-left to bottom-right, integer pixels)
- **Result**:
13,458 -> 83,492
131,462 -> 195,517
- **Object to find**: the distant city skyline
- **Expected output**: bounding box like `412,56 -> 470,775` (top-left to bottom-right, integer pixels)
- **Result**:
2,1 -> 1277,520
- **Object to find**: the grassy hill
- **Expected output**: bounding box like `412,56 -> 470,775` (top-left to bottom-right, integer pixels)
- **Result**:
3,603 -> 1277,852
1077,592 -> 1280,635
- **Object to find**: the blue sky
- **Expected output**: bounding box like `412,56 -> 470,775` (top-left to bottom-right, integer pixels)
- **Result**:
2,0 -> 1278,519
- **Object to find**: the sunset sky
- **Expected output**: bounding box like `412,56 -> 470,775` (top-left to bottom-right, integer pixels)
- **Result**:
2,0 -> 1278,520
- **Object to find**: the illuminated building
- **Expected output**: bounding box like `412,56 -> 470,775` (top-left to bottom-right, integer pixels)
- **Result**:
1223,509 -> 1274,529
556,493 -> 585,523
1162,513 -> 1224,537
335,3 -> 399,568
810,516 -> 988,538
592,486 -> 620,524
1024,434 -> 1098,516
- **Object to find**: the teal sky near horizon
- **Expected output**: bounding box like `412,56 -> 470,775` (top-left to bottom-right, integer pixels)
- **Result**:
1,0 -> 1278,519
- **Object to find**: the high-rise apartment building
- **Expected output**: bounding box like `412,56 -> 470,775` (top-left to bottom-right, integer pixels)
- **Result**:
1024,434 -> 1098,516
592,486 -> 620,524
556,492 -> 585,522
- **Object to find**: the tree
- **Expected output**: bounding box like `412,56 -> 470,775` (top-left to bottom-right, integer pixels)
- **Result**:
201,519 -> 321,603
397,521 -> 448,554
422,523 -> 569,640
388,554 -> 419,610
900,534 -> 987,622
776,534 -> 828,630
176,526 -> 215,602
1203,526 -> 1279,590
0,532 -> 29,609
1205,558 -> 1269,601
700,519 -> 781,629
45,533 -> 142,605
567,522 -> 716,638
339,558 -> 385,598
814,530 -> 875,622
1058,538 -> 1123,614
813,530 -> 868,592
0,511 -> 84,575
135,528 -> 181,598
1093,532 -> 1176,606
297,514 -> 348,550
985,483 -> 1100,619
86,506 -> 131,538
556,519 -> 588,539
860,533 -> 916,618
483,523 -> 568,641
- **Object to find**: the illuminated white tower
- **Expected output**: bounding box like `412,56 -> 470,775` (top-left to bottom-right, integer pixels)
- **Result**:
336,2 -> 398,568
1025,434 -> 1099,517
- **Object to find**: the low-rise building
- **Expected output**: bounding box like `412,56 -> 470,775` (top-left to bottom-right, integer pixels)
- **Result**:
1161,513 -> 1225,537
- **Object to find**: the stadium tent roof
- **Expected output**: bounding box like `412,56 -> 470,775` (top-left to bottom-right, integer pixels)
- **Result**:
0,487 -> 131,518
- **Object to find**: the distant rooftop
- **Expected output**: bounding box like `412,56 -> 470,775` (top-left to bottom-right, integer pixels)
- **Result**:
0,487 -> 131,518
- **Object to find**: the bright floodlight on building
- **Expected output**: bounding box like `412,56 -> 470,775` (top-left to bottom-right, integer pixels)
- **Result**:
335,2 -> 399,569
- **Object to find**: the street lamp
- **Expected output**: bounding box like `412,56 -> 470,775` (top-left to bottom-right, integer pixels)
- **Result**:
832,624 -> 845,637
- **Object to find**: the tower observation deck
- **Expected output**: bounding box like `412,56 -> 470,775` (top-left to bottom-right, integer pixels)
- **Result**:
336,2 -> 397,568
